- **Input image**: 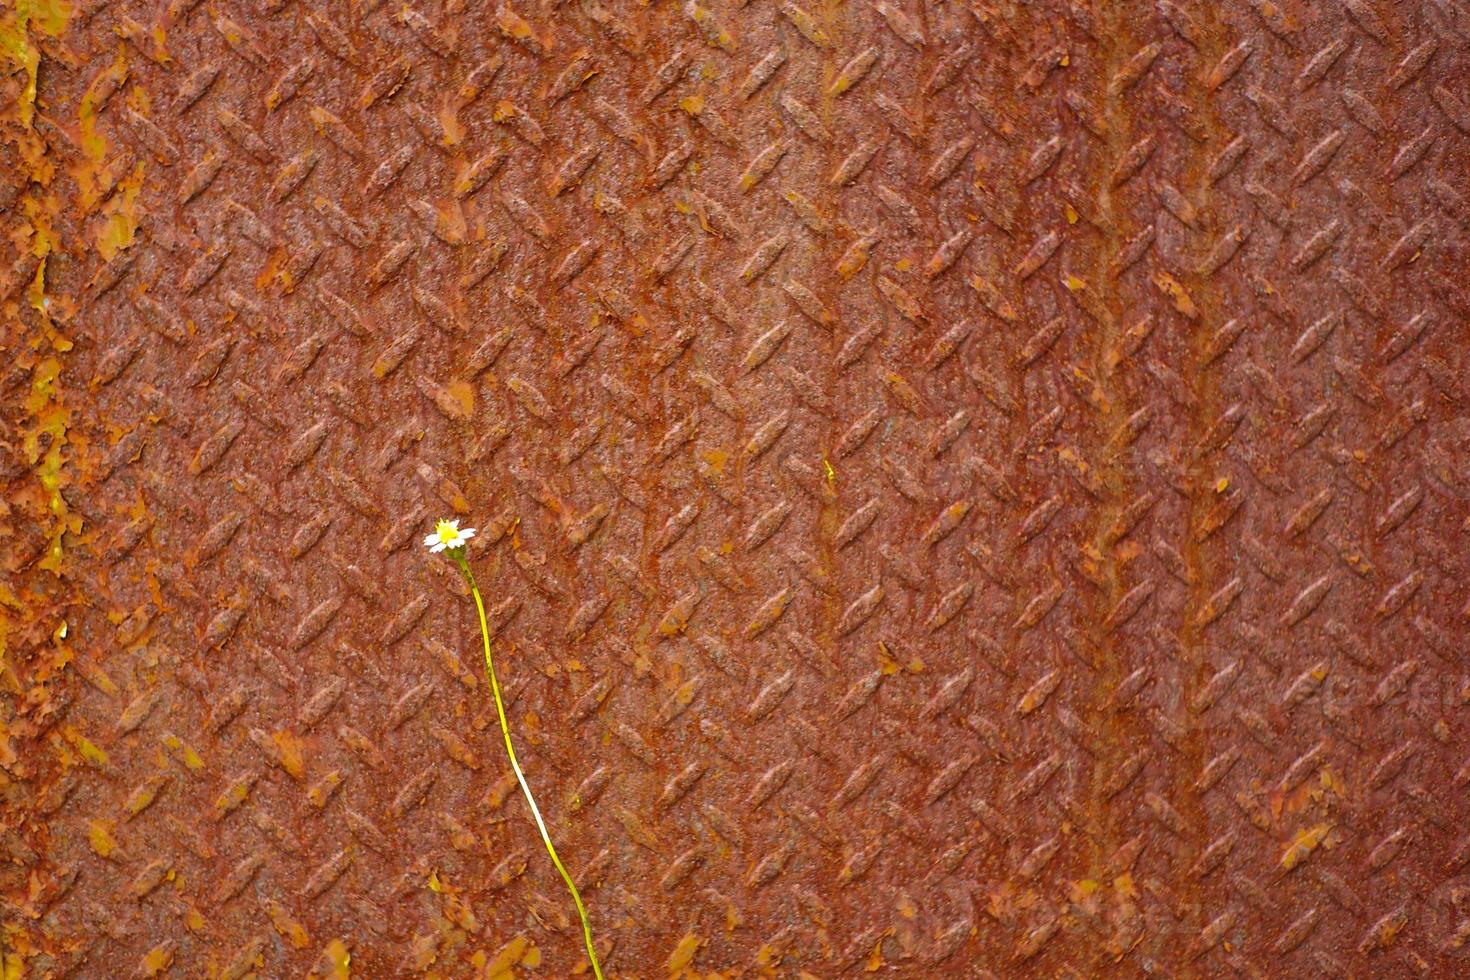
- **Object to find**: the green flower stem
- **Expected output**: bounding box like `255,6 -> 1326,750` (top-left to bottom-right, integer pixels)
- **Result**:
456,555 -> 604,979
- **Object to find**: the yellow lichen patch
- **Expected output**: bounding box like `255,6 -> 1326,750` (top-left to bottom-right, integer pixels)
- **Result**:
123,774 -> 167,816
686,3 -> 735,52
1152,270 -> 1198,319
307,770 -> 343,808
723,901 -> 741,933
88,819 -> 118,858
308,104 -> 342,135
1076,542 -> 1106,588
666,931 -> 704,972
1318,767 -> 1346,796
24,354 -> 77,569
311,939 -> 350,979
866,932 -> 888,970
666,677 -> 698,713
1280,822 -> 1331,870
496,6 -> 536,40
443,892 -> 478,933
881,372 -> 922,413
213,774 -> 255,816
430,199 -> 469,244
0,722 -> 15,774
27,0 -> 72,35
1068,877 -> 1104,917
754,941 -> 786,969
877,641 -> 922,675
5,3 -> 84,969
1362,908 -> 1408,953
2,927 -> 28,977
1017,685 -> 1047,715
254,248 -> 287,292
484,935 -> 539,978
62,725 -> 108,768
4,0 -> 74,133
132,23 -> 170,65
162,731 -> 204,770
1056,449 -> 1096,491
699,448 -> 728,476
877,641 -> 902,676
265,901 -> 311,949
78,47 -> 125,171
271,731 -> 306,780
139,943 -> 173,976
985,881 -> 1043,924
436,102 -> 464,147
1064,274 -> 1087,292
24,354 -> 69,470
95,162 -> 144,260
836,239 -> 872,279
445,380 -> 474,418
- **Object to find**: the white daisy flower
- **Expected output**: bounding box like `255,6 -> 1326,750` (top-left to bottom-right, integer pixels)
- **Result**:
424,518 -> 476,553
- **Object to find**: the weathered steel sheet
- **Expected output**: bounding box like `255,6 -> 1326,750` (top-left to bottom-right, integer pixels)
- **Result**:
4,0 -> 1470,975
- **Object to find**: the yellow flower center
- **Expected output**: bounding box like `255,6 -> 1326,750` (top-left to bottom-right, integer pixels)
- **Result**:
435,520 -> 460,545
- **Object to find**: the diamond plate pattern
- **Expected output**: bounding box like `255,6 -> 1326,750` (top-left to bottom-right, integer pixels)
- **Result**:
5,0 -> 1470,975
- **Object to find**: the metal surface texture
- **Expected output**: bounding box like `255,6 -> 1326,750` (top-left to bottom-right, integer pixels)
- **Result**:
4,0 -> 1470,974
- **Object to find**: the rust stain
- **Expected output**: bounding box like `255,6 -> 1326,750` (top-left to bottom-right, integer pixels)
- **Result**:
2,0 -> 1468,975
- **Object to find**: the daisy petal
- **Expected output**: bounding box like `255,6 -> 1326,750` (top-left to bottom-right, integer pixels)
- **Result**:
431,542 -> 446,553
460,528 -> 476,540
423,534 -> 439,547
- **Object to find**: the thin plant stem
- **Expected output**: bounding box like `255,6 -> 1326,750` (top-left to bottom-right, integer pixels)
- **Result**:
456,557 -> 604,980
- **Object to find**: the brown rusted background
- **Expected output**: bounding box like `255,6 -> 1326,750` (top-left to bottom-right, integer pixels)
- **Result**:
5,0 -> 1470,975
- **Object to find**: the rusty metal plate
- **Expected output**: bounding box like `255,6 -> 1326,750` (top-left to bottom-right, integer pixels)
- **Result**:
5,0 -> 1470,974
